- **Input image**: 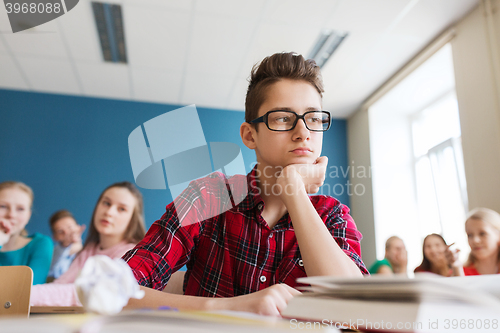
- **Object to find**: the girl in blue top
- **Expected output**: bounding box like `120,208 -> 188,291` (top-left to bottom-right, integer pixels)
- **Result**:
0,181 -> 53,284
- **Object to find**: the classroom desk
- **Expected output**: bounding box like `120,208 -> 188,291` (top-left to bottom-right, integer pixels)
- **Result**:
2,309 -> 354,333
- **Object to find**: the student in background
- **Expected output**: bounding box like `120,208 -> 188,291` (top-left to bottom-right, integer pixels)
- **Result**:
47,210 -> 86,282
0,181 -> 53,285
448,208 -> 500,276
30,181 -> 146,305
369,236 -> 407,275
414,233 -> 458,276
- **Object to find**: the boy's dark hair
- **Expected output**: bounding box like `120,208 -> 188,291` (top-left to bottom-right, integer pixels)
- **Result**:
245,52 -> 324,125
49,209 -> 75,232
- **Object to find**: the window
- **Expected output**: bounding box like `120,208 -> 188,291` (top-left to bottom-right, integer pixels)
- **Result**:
411,92 -> 468,251
369,43 -> 468,269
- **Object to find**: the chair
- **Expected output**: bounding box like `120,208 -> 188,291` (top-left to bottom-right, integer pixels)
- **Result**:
0,266 -> 33,318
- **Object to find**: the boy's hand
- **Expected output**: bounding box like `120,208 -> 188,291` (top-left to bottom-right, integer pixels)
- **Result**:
277,156 -> 328,196
69,224 -> 86,255
224,284 -> 300,317
0,219 -> 12,246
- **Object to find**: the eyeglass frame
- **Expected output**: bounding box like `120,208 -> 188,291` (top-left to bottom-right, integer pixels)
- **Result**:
249,110 -> 332,132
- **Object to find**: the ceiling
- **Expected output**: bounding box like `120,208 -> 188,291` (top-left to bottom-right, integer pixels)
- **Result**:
0,0 -> 478,118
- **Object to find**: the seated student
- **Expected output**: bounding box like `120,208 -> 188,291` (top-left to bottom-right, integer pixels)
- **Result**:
0,181 -> 53,285
123,52 -> 368,316
47,210 -> 86,281
448,208 -> 500,276
414,233 -> 458,276
368,236 -> 407,275
30,181 -> 146,305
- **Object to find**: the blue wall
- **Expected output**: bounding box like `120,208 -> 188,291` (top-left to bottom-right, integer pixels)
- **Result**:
0,88 -> 350,239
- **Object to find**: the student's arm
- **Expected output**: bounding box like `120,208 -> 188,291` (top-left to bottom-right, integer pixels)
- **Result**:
277,157 -> 365,277
27,234 -> 54,285
377,265 -> 394,275
445,246 -> 465,276
126,284 -> 300,316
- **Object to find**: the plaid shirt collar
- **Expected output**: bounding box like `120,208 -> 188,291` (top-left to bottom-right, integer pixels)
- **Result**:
234,165 -> 293,231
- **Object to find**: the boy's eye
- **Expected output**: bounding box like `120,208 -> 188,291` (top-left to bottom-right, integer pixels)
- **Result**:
118,207 -> 126,212
102,201 -> 111,206
275,116 -> 291,123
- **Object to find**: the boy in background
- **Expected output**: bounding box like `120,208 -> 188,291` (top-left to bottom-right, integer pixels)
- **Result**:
47,210 -> 85,281
369,236 -> 407,275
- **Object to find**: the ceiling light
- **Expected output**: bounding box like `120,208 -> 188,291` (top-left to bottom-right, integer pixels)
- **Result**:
92,2 -> 128,63
308,30 -> 348,68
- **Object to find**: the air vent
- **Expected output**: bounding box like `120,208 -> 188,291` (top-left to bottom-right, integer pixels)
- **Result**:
308,30 -> 348,68
92,2 -> 127,63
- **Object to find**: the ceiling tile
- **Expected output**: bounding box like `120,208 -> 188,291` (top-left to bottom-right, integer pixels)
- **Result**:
76,62 -> 131,99
326,35 -> 423,116
262,0 -> 340,28
0,54 -> 29,90
0,37 -> 7,55
395,0 -> 478,39
131,67 -> 183,104
187,14 -> 255,75
325,0 -> 413,32
0,3 -> 12,33
16,56 -> 81,94
56,0 -> 102,62
195,0 -> 267,19
124,6 -> 191,70
180,72 -> 234,109
126,0 -> 193,11
2,20 -> 68,58
237,23 -> 319,78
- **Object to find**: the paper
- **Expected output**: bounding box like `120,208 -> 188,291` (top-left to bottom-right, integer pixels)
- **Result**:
74,255 -> 144,315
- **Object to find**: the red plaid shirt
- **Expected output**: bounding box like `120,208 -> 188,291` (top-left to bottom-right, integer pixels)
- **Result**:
123,167 -> 368,297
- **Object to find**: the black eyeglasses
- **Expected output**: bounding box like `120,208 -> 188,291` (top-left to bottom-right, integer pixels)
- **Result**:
249,110 -> 331,132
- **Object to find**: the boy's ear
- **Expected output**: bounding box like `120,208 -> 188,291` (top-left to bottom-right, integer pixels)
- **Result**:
240,122 -> 257,150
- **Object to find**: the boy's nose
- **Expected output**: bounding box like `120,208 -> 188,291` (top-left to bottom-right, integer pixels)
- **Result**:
292,119 -> 310,139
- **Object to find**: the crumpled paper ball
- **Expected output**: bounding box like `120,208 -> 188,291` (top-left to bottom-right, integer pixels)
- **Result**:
75,255 -> 144,315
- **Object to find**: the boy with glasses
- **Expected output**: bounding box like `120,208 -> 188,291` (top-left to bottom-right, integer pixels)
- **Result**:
124,52 -> 368,316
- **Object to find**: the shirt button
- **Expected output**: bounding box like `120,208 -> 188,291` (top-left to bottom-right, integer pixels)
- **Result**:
260,275 -> 267,283
298,259 -> 304,267
257,203 -> 263,210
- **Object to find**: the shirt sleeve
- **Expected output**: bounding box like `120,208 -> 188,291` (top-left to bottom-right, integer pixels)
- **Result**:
27,234 -> 54,285
123,180 -> 212,291
30,283 -> 81,306
323,198 -> 369,275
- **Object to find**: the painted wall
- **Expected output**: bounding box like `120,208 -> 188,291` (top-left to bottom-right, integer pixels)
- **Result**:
451,1 -> 500,213
0,89 -> 350,239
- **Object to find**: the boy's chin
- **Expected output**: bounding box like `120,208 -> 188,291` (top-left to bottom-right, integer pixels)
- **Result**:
286,157 -> 317,165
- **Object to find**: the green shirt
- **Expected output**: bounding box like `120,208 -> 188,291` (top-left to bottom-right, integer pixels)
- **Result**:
368,258 -> 393,275
0,233 -> 53,284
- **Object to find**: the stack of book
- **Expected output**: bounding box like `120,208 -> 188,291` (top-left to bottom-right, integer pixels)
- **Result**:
282,274 -> 500,332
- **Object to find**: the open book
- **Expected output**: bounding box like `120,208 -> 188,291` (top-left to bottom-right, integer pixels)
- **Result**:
282,274 -> 500,333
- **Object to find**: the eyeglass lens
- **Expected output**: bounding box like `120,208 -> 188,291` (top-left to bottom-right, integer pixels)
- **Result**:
267,111 -> 329,131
